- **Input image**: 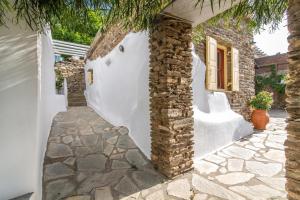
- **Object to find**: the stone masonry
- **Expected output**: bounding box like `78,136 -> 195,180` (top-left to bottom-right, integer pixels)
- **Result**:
55,58 -> 87,106
86,22 -> 255,120
285,0 -> 300,199
195,23 -> 255,120
87,23 -> 129,60
55,58 -> 86,94
149,16 -> 194,178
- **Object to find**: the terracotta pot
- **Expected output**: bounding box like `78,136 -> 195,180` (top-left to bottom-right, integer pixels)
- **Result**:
251,109 -> 270,130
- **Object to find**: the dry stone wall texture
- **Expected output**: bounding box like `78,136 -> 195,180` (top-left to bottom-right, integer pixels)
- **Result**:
87,24 -> 129,60
195,23 -> 255,120
55,58 -> 86,94
149,16 -> 194,178
285,0 -> 300,199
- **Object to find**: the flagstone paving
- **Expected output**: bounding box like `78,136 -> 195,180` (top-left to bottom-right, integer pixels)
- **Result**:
43,108 -> 287,200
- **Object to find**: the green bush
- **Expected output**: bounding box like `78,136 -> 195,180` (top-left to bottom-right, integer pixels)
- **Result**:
249,91 -> 273,110
55,70 -> 64,91
255,65 -> 286,95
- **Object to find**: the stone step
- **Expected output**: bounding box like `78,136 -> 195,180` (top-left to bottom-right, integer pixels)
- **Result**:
68,101 -> 87,106
68,93 -> 85,97
10,193 -> 33,200
68,99 -> 86,102
68,97 -> 86,101
68,98 -> 85,101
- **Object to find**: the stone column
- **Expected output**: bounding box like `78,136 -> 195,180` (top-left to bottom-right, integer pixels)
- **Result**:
149,15 -> 194,178
285,0 -> 300,199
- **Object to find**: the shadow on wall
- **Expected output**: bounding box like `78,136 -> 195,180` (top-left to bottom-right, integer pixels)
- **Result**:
0,34 -> 38,92
0,21 -> 67,199
0,25 -> 39,199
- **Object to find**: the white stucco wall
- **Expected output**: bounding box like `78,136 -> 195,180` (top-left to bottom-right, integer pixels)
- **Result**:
191,50 -> 253,159
0,19 -> 39,200
85,32 -> 151,158
35,29 -> 67,200
85,31 -> 252,162
0,18 -> 66,200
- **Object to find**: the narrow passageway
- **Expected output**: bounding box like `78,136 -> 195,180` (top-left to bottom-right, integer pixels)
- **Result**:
43,107 -> 165,200
43,107 -> 288,200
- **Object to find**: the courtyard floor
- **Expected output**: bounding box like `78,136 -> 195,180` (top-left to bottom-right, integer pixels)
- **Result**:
43,107 -> 287,200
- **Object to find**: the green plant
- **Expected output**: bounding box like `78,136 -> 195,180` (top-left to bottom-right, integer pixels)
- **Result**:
249,91 -> 273,110
255,65 -> 286,95
55,70 -> 64,91
51,10 -> 103,45
0,0 -> 287,33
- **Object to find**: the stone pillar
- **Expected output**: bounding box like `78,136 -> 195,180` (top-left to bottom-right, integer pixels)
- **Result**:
149,15 -> 194,178
285,0 -> 300,199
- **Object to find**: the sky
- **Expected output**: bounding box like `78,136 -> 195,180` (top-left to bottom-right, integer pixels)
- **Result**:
254,18 -> 288,56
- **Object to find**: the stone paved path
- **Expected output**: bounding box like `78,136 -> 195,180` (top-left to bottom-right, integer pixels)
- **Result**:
43,107 -> 165,200
43,108 -> 288,200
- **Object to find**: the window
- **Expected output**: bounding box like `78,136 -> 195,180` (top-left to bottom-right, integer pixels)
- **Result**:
217,45 -> 227,90
87,69 -> 93,85
206,36 -> 239,91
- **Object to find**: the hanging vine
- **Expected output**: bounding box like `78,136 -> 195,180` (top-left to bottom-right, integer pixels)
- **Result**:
255,65 -> 286,95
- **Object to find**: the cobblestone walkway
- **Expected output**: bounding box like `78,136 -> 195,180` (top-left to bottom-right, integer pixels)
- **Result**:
43,108 -> 287,200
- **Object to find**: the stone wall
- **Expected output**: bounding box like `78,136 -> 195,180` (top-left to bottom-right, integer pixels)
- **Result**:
87,24 -> 129,60
254,53 -> 288,109
195,23 -> 255,120
149,16 -> 194,178
55,58 -> 86,94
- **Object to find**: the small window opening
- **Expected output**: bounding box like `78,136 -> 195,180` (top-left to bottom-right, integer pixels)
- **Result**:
87,69 -> 93,85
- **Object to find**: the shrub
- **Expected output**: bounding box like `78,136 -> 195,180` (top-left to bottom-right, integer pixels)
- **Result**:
55,70 -> 64,91
249,91 -> 273,110
255,65 -> 286,95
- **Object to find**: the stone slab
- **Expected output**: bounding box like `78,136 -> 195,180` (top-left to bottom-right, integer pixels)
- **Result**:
245,161 -> 282,177
77,154 -> 107,171
45,179 -> 76,200
227,159 -> 244,172
216,172 -> 255,185
95,187 -> 113,200
222,146 -> 255,160
111,160 -> 131,169
114,176 -> 139,195
125,149 -> 148,168
116,135 -> 137,149
47,143 -> 73,158
263,149 -> 285,163
167,178 -> 192,200
192,174 -> 245,200
194,160 -> 219,175
45,162 -> 74,181
257,177 -> 286,191
204,154 -> 226,164
229,184 -> 286,200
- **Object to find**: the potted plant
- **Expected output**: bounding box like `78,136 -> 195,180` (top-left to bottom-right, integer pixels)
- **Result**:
249,91 -> 273,130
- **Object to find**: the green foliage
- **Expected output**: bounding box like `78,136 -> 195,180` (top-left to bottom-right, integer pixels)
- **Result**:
192,25 -> 205,45
255,65 -> 286,95
51,10 -> 103,45
55,69 -> 64,91
0,0 -> 10,26
192,0 -> 287,44
249,91 -> 273,110
217,0 -> 287,33
0,0 -> 287,33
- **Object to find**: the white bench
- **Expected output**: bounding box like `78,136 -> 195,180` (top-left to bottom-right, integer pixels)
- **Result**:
191,51 -> 253,159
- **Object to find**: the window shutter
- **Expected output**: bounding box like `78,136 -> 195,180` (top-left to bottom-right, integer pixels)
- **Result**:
231,47 -> 239,91
206,36 -> 218,90
87,69 -> 93,85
